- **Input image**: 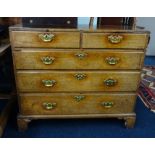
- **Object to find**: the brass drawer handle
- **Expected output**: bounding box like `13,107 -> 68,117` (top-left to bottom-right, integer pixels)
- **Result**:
101,102 -> 114,108
74,73 -> 87,80
108,35 -> 123,44
41,56 -> 55,65
42,80 -> 56,87
75,52 -> 88,59
43,102 -> 57,110
105,57 -> 120,65
104,78 -> 117,86
74,95 -> 85,102
39,33 -> 55,42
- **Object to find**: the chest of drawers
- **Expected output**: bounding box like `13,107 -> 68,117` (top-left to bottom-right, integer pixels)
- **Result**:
9,25 -> 150,131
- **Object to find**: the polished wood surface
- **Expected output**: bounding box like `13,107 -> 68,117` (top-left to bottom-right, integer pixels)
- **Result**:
82,33 -> 149,49
19,93 -> 136,115
11,31 -> 80,48
16,71 -> 140,92
9,24 -> 150,33
14,49 -> 144,70
9,24 -> 150,130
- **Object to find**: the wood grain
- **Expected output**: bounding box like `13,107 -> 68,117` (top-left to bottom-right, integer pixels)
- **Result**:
16,70 -> 140,92
11,31 -> 80,48
13,49 -> 144,70
9,25 -> 150,130
82,33 -> 149,49
19,92 -> 136,115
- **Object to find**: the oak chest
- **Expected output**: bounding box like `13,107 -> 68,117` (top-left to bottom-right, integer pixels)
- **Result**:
9,25 -> 150,131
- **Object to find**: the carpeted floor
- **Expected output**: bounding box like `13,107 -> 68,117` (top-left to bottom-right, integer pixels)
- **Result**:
1,56 -> 155,138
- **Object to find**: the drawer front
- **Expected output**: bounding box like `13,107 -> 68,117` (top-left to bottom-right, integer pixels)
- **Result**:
16,71 -> 140,92
82,33 -> 148,49
11,31 -> 80,48
19,93 -> 136,115
14,49 -> 144,70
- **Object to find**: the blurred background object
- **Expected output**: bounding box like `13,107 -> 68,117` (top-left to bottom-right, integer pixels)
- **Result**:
0,17 -> 17,137
22,17 -> 77,28
97,17 -> 136,28
0,17 -> 21,26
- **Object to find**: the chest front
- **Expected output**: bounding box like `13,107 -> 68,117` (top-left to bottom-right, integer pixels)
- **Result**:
10,26 -> 150,131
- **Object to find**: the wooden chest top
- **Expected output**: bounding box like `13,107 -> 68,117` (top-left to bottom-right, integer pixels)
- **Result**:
9,24 -> 150,33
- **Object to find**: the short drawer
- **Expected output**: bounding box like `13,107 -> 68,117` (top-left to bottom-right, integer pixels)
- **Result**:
11,31 -> 80,48
19,93 -> 136,115
16,71 -> 140,92
82,33 -> 149,49
14,49 -> 144,70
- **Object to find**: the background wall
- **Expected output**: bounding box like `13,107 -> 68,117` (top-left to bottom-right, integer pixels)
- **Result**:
137,17 -> 155,55
78,17 -> 155,56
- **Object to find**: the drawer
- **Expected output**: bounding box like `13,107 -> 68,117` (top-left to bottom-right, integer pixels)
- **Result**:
19,93 -> 136,115
14,49 -> 144,70
16,71 -> 140,92
82,33 -> 149,49
11,31 -> 80,48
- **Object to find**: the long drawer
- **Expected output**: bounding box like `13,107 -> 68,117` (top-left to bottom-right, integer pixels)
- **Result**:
16,71 -> 140,92
82,32 -> 149,49
11,31 -> 80,48
19,93 -> 136,115
14,49 -> 144,70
